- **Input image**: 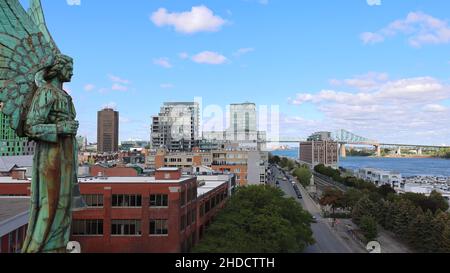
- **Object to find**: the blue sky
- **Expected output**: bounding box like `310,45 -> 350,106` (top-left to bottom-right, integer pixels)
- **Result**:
18,0 -> 450,145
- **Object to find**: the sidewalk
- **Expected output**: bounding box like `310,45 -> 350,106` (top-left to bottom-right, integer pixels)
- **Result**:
296,181 -> 366,253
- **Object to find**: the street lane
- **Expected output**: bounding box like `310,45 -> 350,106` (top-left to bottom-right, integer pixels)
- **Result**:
268,164 -> 355,253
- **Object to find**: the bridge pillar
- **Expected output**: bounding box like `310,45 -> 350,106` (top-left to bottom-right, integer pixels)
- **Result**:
418,148 -> 423,156
375,145 -> 381,157
340,144 -> 347,158
397,147 -> 402,156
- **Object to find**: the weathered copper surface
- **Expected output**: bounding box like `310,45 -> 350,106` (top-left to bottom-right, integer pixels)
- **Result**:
0,0 -> 81,253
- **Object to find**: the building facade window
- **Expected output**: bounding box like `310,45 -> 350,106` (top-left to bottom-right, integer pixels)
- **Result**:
150,219 -> 168,235
72,219 -> 104,235
111,220 -> 142,236
82,194 -> 104,208
180,190 -> 186,206
112,194 -> 142,207
180,214 -> 187,231
150,194 -> 168,207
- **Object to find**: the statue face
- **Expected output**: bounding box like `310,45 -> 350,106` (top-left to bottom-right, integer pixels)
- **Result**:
60,61 -> 74,82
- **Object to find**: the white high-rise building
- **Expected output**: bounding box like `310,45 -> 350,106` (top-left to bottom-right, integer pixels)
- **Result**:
203,102 -> 266,149
151,102 -> 200,151
227,103 -> 258,142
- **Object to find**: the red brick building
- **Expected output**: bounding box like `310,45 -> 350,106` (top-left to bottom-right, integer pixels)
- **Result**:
0,168 -> 233,253
89,165 -> 139,177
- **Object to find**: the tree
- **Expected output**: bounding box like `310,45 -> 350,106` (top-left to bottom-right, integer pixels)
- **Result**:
293,167 -> 312,187
320,187 -> 345,224
268,154 -> 281,165
342,189 -> 364,210
429,191 -> 449,213
391,199 -> 417,241
408,209 -> 436,252
403,191 -> 449,214
352,196 -> 377,225
192,185 -> 315,253
377,185 -> 396,199
359,215 -> 378,242
431,211 -> 450,253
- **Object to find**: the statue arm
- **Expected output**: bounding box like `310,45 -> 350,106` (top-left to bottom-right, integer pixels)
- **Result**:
25,87 -> 58,143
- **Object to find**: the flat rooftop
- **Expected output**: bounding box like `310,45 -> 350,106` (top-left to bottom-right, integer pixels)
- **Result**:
197,179 -> 229,197
0,197 -> 30,223
0,177 -> 30,183
78,175 -> 193,184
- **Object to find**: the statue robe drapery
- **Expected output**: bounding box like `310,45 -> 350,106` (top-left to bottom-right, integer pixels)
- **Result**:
22,85 -> 78,253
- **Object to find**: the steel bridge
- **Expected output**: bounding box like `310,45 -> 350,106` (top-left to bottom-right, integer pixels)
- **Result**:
264,129 -> 450,157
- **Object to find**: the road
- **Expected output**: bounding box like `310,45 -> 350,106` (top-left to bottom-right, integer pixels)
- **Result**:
268,165 -> 359,253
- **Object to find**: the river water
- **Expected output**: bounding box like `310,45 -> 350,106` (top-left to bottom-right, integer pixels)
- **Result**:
271,150 -> 450,177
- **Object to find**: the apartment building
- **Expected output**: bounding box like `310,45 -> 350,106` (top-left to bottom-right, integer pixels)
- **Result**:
151,102 -> 200,152
202,102 -> 267,149
148,145 -> 268,186
356,168 -> 402,189
300,140 -> 339,168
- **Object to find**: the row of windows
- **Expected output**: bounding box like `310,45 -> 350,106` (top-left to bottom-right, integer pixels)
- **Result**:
180,208 -> 197,231
200,191 -> 228,217
180,186 -> 197,207
72,219 -> 169,236
82,194 -> 170,208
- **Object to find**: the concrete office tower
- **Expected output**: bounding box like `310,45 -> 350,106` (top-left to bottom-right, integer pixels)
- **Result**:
97,108 -> 119,154
151,102 -> 200,151
227,103 -> 257,142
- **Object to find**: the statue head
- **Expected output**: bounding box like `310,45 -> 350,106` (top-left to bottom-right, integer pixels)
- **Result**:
45,54 -> 74,83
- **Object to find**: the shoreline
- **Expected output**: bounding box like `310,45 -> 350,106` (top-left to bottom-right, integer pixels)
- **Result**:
271,150 -> 448,160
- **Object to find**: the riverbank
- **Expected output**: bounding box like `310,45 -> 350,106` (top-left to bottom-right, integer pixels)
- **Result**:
271,150 -> 450,177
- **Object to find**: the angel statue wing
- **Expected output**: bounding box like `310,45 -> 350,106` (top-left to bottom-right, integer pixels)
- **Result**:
28,0 -> 59,53
0,0 -> 58,137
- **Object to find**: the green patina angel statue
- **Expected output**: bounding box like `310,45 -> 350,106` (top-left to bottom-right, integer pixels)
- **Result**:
0,0 -> 84,253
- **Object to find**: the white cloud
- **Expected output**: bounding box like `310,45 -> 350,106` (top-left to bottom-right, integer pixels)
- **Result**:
151,6 -> 226,34
105,75 -> 131,92
66,0 -> 80,6
108,75 -> 130,84
191,51 -> 228,65
233,47 -> 255,57
331,72 -> 390,90
360,32 -> 385,44
288,75 -> 450,144
423,104 -> 448,112
84,84 -> 95,92
111,83 -> 128,92
361,11 -> 450,47
153,57 -> 173,68
367,0 -> 381,6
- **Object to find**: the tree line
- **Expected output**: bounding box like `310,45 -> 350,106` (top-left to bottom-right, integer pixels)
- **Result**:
192,185 -> 315,253
269,154 -> 312,187
316,164 -> 450,252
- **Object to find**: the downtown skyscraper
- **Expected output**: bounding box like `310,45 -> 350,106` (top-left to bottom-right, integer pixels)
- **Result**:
97,108 -> 119,154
